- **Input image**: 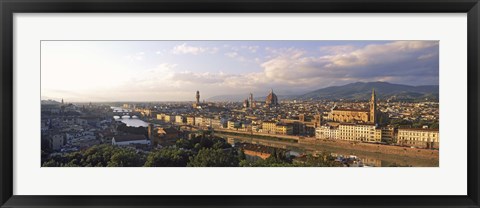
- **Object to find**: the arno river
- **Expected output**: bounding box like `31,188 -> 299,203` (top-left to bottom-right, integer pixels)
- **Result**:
217,133 -> 438,167
111,107 -> 149,127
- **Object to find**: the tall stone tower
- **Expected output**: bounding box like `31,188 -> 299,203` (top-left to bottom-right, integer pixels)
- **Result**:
369,89 -> 377,123
195,90 -> 200,104
249,93 -> 255,108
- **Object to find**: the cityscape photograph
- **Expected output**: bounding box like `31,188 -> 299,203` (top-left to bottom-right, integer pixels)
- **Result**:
41,40 -> 439,167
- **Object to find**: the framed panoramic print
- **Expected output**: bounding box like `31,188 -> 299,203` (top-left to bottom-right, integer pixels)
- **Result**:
1,0 -> 479,207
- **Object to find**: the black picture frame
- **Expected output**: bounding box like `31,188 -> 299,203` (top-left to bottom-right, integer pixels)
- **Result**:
1,0 -> 479,207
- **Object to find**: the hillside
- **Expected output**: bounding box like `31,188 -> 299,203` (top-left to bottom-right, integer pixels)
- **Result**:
296,82 -> 438,101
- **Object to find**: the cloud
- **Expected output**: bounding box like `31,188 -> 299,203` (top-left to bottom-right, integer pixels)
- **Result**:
241,45 -> 260,53
43,41 -> 439,101
225,52 -> 238,58
172,43 -> 217,55
256,41 -> 439,89
125,41 -> 440,99
125,52 -> 145,61
172,71 -> 231,84
224,45 -> 261,62
320,45 -> 357,54
418,52 -> 437,60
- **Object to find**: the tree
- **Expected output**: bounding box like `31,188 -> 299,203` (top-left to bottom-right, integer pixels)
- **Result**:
107,149 -> 146,167
188,148 -> 239,167
83,144 -> 116,166
144,148 -> 190,167
238,150 -> 246,161
240,157 -> 295,167
176,138 -> 193,149
299,153 -> 342,167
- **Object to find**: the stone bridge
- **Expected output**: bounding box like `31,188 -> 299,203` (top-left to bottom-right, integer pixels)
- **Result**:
109,110 -> 143,118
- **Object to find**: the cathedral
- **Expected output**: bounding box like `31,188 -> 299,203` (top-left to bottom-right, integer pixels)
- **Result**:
265,89 -> 279,107
327,89 -> 378,124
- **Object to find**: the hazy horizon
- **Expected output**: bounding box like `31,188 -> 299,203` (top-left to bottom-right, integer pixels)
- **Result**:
41,40 -> 439,102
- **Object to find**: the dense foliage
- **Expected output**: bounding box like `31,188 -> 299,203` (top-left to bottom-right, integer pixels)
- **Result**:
144,148 -> 191,167
42,135 -> 342,167
42,145 -> 146,167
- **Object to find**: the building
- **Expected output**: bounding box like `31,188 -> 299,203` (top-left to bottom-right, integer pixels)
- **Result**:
276,123 -> 293,135
397,128 -> 439,149
281,118 -> 317,135
195,117 -> 203,126
186,116 -> 195,126
238,143 -> 273,160
316,123 -> 381,143
265,89 -> 279,107
314,114 -> 322,126
175,115 -> 185,124
196,90 -> 200,104
261,121 -> 277,134
42,104 -> 61,114
156,127 -> 180,146
315,125 -> 338,140
148,124 -> 154,140
50,134 -> 65,151
112,134 -> 150,146
328,89 -> 378,124
337,123 -> 381,142
251,124 -> 260,132
164,115 -> 174,122
135,108 -> 153,117
227,120 -> 241,130
192,90 -> 201,108
201,117 -> 213,127
240,122 -> 252,132
369,89 -> 377,122
381,126 -> 396,143
156,113 -> 165,121
249,93 -> 256,108
211,118 -> 223,128
243,99 -> 250,108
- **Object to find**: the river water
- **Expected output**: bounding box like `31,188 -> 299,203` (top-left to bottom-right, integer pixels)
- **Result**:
222,135 -> 438,167
111,107 -> 149,127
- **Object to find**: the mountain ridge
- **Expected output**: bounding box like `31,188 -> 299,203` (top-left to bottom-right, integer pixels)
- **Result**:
296,81 -> 438,101
207,82 -> 439,102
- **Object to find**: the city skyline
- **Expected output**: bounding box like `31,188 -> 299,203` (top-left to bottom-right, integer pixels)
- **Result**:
41,40 -> 439,102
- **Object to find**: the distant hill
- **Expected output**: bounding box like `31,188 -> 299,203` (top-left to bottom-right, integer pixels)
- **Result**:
296,82 -> 439,101
41,99 -> 61,105
206,82 -> 438,102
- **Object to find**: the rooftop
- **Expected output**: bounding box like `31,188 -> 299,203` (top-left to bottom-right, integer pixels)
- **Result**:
113,134 -> 147,142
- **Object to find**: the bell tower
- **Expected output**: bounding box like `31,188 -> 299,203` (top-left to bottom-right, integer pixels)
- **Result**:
369,89 -> 377,123
195,90 -> 200,104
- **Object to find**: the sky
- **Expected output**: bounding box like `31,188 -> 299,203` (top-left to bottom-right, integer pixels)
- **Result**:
41,40 -> 439,102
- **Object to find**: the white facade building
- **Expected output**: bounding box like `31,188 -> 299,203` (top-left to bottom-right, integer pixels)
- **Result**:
112,134 -> 151,146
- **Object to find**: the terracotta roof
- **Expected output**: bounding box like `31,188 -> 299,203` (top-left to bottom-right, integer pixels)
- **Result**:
398,128 -> 439,132
333,108 -> 368,112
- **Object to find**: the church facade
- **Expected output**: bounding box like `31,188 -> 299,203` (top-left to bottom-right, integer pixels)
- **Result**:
327,89 -> 378,124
